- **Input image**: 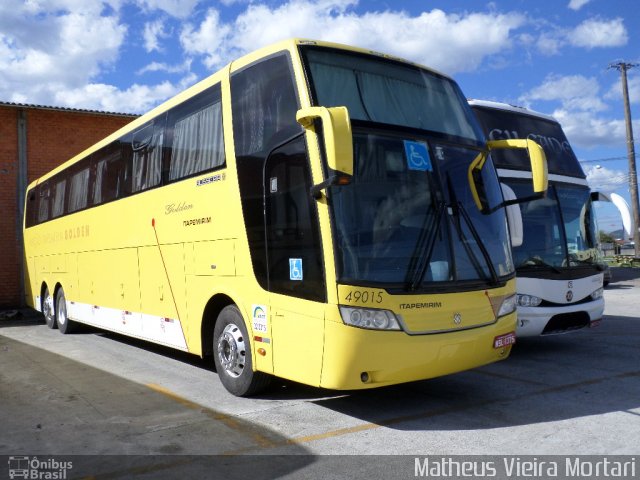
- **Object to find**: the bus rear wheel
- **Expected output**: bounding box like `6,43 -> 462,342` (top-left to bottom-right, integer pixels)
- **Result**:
42,286 -> 56,329
213,305 -> 271,397
56,288 -> 77,335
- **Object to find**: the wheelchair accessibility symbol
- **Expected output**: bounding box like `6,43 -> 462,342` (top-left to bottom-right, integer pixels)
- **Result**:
403,140 -> 432,171
289,258 -> 303,281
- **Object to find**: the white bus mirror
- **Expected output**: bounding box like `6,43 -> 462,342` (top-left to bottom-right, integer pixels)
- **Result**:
501,183 -> 523,247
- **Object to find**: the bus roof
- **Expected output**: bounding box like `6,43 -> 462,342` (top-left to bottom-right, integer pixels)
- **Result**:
468,99 -> 559,124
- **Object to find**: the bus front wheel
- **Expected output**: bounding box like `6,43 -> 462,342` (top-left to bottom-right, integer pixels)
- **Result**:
56,288 -> 77,335
42,286 -> 57,329
213,305 -> 271,396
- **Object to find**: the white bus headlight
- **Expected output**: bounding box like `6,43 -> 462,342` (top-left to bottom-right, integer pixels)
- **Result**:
497,294 -> 517,318
590,288 -> 603,300
339,306 -> 401,331
516,294 -> 542,307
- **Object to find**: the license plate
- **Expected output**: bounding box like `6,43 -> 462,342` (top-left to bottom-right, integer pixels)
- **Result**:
494,332 -> 516,349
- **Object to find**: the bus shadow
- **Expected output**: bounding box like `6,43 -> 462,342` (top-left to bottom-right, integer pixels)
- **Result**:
309,315 -> 640,432
610,266 -> 640,282
0,334 -> 315,477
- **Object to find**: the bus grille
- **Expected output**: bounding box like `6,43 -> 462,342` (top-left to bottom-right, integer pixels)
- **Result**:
541,311 -> 590,335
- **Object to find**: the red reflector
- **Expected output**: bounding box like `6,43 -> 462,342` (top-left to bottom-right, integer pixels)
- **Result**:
494,332 -> 516,349
590,320 -> 602,328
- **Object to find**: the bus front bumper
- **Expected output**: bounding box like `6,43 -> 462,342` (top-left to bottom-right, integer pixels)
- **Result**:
515,298 -> 604,337
319,314 -> 516,390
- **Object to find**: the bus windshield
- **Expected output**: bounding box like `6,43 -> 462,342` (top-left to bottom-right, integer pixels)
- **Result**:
469,104 -> 600,271
509,181 -> 600,269
301,47 -> 513,289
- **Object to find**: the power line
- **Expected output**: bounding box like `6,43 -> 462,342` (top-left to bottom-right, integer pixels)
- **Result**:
579,154 -> 638,165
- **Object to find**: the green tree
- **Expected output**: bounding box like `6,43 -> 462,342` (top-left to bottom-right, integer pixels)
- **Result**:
599,230 -> 615,244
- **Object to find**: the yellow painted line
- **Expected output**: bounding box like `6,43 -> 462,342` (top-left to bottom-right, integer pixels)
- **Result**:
146,383 -> 276,449
151,369 -> 640,455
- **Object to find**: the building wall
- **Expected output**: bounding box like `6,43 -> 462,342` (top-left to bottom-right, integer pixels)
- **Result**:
0,105 -> 136,307
0,108 -> 19,307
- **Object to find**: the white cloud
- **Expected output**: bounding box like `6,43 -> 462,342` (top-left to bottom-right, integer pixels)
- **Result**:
534,17 -> 628,55
136,59 -> 192,75
143,19 -> 169,52
552,109 -> 629,148
181,2 -> 526,75
134,0 -> 199,19
0,8 -> 127,97
520,75 -> 608,112
568,0 -> 591,11
0,1 -> 199,113
53,73 -> 197,112
568,18 -> 628,49
585,165 -> 631,192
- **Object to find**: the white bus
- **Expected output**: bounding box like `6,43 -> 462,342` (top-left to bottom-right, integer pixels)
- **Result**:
470,100 -> 603,336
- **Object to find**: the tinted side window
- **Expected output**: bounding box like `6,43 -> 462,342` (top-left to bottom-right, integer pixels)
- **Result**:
232,53 -> 302,290
67,160 -> 90,213
51,176 -> 66,219
122,116 -> 164,193
25,188 -> 37,228
166,85 -> 225,181
232,54 -> 301,158
91,143 -> 128,206
37,183 -> 50,224
265,137 -> 325,301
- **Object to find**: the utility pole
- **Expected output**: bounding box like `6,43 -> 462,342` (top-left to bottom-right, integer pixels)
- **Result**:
609,61 -> 640,257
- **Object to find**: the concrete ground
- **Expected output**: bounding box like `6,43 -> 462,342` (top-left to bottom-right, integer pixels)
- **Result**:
1,267 -> 639,478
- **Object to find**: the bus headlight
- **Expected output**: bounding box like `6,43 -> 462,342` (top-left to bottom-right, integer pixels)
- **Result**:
516,294 -> 542,307
497,294 -> 517,318
590,288 -> 603,300
339,306 -> 401,331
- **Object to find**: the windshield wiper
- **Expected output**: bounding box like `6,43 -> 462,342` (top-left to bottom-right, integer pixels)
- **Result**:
518,257 -> 562,273
405,202 -> 445,291
453,201 -> 501,285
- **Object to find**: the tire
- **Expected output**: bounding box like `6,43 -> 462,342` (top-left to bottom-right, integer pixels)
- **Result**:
56,288 -> 77,335
213,305 -> 271,396
42,286 -> 57,329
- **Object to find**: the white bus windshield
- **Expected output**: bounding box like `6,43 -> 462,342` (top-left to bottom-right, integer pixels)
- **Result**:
509,181 -> 600,269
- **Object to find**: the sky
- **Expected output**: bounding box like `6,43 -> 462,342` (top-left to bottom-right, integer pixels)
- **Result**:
1,0 -> 638,236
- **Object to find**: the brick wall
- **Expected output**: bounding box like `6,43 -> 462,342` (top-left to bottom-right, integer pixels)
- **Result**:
0,105 -> 136,307
0,108 -> 19,307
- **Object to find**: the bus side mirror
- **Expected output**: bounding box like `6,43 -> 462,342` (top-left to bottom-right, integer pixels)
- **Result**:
297,106 -> 353,198
488,139 -> 548,193
468,139 -> 548,213
501,183 -> 523,247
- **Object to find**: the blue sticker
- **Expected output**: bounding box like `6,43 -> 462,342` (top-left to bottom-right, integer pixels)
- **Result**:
404,140 -> 432,171
289,258 -> 303,281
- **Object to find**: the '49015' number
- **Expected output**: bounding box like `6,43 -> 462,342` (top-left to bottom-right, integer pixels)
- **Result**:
344,290 -> 383,304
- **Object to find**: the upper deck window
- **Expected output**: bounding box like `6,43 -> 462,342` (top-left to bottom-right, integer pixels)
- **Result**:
301,47 -> 483,143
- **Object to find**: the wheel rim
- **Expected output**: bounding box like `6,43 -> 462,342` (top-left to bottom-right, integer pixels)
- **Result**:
57,296 -> 67,326
43,291 -> 54,324
217,323 -> 246,378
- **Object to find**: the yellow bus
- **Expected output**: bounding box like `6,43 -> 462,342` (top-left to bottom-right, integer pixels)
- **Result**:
23,39 -> 547,396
